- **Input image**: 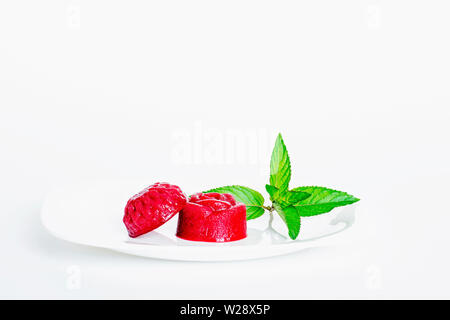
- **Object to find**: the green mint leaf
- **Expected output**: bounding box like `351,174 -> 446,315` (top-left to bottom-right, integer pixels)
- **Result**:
265,184 -> 310,206
203,185 -> 266,220
273,203 -> 301,240
284,190 -> 311,204
269,133 -> 291,192
290,186 -> 360,216
265,184 -> 280,202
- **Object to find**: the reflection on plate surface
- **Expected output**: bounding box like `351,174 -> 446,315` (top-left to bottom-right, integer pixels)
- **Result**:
41,180 -> 358,261
126,207 -> 356,247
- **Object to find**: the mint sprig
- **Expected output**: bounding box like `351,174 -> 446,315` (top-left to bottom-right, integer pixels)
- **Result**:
203,133 -> 360,240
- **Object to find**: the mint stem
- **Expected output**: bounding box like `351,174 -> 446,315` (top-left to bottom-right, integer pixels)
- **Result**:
262,205 -> 275,212
268,211 -> 274,229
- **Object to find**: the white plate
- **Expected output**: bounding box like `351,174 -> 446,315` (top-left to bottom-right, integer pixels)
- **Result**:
41,180 -> 359,261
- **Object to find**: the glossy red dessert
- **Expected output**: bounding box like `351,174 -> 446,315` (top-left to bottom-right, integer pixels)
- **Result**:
176,192 -> 247,242
123,182 -> 187,238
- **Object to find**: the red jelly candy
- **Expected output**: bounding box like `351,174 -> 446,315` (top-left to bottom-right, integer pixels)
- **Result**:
123,182 -> 187,238
176,192 -> 247,242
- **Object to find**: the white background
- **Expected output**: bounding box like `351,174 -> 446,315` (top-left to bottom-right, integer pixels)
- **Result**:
1,0 -> 449,299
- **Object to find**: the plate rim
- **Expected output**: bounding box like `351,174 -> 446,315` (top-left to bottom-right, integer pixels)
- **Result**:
40,181 -> 358,261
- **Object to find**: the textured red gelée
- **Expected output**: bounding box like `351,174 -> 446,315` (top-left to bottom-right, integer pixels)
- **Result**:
123,182 -> 187,238
176,192 -> 247,242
